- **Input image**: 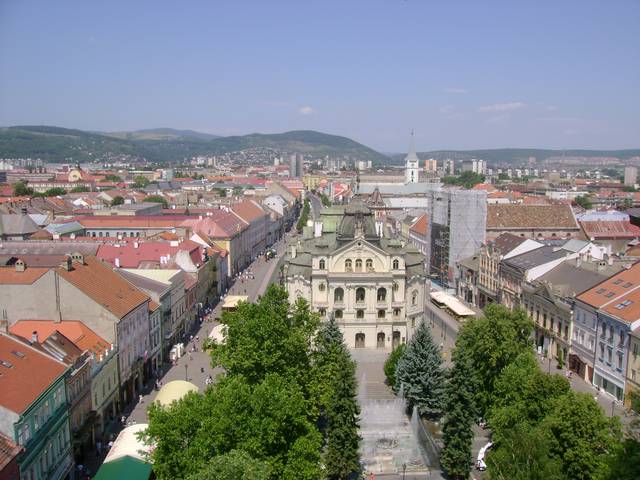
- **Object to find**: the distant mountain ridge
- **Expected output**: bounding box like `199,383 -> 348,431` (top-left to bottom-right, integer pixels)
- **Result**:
390,148 -> 640,165
0,125 -> 388,163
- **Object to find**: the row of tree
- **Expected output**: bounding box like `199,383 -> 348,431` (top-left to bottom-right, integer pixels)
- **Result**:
438,304 -> 640,480
297,198 -> 311,232
143,286 -> 361,479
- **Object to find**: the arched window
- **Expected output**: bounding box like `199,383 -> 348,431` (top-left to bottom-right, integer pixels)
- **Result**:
412,290 -> 418,306
318,283 -> 325,292
319,259 -> 326,269
377,332 -> 385,348
377,288 -> 387,302
366,259 -> 373,271
355,259 -> 363,272
392,259 -> 399,269
345,259 -> 352,271
356,287 -> 366,303
335,309 -> 343,319
378,309 -> 386,319
334,288 -> 344,302
356,309 -> 365,319
355,333 -> 365,348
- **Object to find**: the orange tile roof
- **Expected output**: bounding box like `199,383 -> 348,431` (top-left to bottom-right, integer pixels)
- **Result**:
9,320 -> 110,356
0,333 -> 67,414
57,256 -> 149,319
0,266 -> 49,285
577,262 -> 640,310
231,199 -> 267,223
409,214 -> 429,237
149,300 -> 160,312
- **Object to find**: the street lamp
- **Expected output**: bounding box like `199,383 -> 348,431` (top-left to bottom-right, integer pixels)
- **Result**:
184,364 -> 188,381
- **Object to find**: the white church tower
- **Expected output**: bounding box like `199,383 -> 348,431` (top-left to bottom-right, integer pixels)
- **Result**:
404,130 -> 420,184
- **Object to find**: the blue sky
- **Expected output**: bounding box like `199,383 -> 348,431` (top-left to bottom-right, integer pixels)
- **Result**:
0,0 -> 638,151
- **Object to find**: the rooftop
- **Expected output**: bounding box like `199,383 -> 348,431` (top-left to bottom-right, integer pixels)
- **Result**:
0,333 -> 67,414
487,204 -> 578,230
502,245 -> 569,271
9,320 -> 110,356
577,261 -> 640,310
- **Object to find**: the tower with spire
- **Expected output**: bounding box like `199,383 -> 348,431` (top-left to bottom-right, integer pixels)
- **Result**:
404,130 -> 420,184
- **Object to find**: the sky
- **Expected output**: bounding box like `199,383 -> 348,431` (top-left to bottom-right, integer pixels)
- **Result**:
0,0 -> 638,152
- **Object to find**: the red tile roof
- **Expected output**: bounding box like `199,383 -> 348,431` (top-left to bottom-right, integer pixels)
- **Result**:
57,256 -> 149,319
487,204 -> 578,230
580,220 -> 640,240
73,215 -> 190,229
0,266 -> 49,285
0,333 -> 67,414
409,214 -> 428,237
232,199 -> 267,223
180,211 -> 247,238
0,432 -> 21,472
9,320 -> 111,356
96,239 -> 202,268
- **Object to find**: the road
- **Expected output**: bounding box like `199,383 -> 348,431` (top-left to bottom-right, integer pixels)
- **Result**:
308,191 -> 322,220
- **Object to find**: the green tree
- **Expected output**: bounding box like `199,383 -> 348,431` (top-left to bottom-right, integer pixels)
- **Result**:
210,285 -> 317,386
489,351 -> 570,444
394,322 -> 446,418
574,195 -> 592,209
320,193 -> 331,207
70,185 -> 90,193
324,348 -> 361,479
383,344 -> 405,392
487,424 -> 567,480
111,195 -> 125,206
541,391 -> 621,480
186,450 -> 270,480
145,195 -> 168,207
498,172 -> 510,181
13,181 -> 34,196
442,171 -> 485,189
132,175 -> 150,188
454,304 -> 533,414
41,187 -> 67,196
607,416 -> 640,480
440,354 -> 477,480
104,174 -> 123,182
297,199 -> 311,232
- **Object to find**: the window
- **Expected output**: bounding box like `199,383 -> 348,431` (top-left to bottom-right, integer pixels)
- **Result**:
345,259 -> 352,271
318,283 -> 325,292
633,369 -> 637,381
355,259 -> 363,271
411,290 -> 418,306
377,288 -> 387,302
607,348 -> 612,364
319,259 -> 325,269
634,342 -> 639,356
334,288 -> 344,302
335,309 -> 343,319
378,309 -> 386,319
613,279 -> 623,285
356,287 -> 366,303
617,353 -> 623,370
356,309 -> 364,319
599,343 -> 605,359
394,308 -> 401,317
619,331 -> 625,346
318,308 -> 326,316
392,259 -> 399,269
366,259 -> 373,271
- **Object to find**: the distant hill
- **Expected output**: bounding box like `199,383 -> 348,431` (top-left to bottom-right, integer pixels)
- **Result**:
389,148 -> 640,165
0,126 -> 388,164
104,128 -> 221,141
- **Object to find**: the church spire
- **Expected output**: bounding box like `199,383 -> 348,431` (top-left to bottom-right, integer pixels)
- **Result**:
408,129 -> 416,156
404,130 -> 420,184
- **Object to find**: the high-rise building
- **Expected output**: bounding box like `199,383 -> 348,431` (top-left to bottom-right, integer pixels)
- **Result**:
624,166 -> 637,186
289,154 -> 303,177
425,158 -> 437,172
428,188 -> 487,288
404,132 -> 420,184
443,159 -> 455,175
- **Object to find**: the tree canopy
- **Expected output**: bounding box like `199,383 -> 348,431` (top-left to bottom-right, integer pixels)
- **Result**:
144,195 -> 168,207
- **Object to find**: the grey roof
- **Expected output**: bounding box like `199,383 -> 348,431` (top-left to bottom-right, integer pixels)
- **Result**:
0,214 -> 39,236
383,198 -> 430,209
562,239 -> 589,253
503,245 -> 568,271
46,221 -> 84,235
118,269 -> 170,296
458,254 -> 480,271
359,182 -> 442,195
491,232 -> 531,255
536,261 -> 619,297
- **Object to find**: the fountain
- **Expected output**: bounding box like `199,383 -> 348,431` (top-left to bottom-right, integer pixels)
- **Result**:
358,379 -> 435,474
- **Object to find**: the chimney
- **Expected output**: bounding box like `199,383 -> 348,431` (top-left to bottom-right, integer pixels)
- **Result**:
291,245 -> 297,259
134,241 -> 139,249
14,259 -> 25,273
61,255 -> 73,271
31,330 -> 38,344
608,255 -> 613,266
115,257 -> 120,268
314,221 -> 323,238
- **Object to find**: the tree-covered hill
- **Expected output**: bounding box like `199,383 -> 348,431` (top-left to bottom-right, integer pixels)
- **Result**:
0,125 -> 388,163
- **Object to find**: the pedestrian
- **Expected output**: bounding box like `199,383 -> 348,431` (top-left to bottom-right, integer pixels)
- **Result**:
95,440 -> 102,457
108,440 -> 114,450
121,415 -> 126,426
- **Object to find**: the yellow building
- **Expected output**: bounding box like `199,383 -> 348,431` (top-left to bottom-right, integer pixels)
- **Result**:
303,174 -> 324,191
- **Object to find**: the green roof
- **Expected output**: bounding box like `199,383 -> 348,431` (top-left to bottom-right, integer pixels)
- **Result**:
94,455 -> 153,480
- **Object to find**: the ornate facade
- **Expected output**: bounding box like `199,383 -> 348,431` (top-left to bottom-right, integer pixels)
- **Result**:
283,204 -> 426,349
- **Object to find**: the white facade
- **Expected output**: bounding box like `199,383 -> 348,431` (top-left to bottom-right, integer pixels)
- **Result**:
404,132 -> 420,184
